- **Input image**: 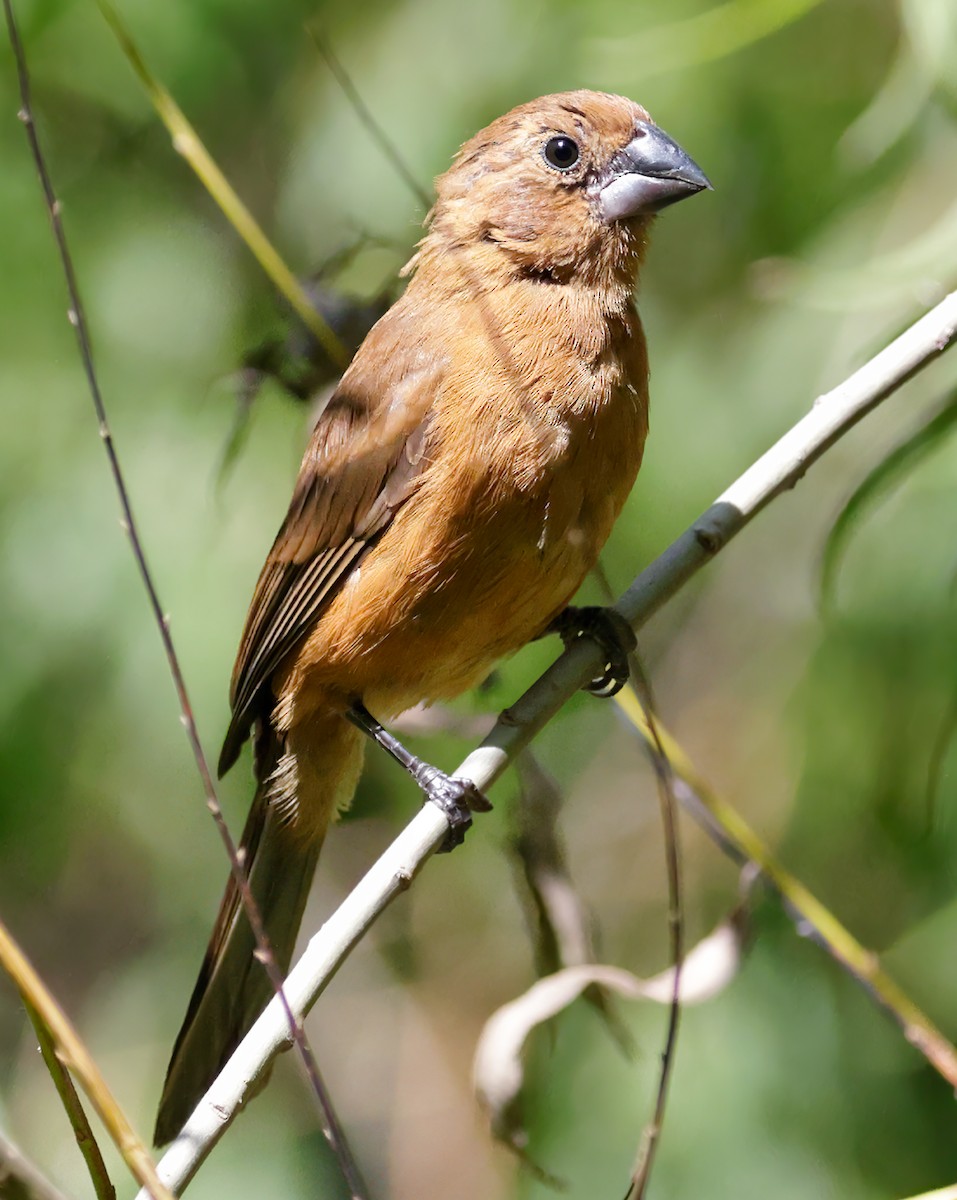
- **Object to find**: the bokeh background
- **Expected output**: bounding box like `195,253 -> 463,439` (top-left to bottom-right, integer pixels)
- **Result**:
2,0 -> 957,1197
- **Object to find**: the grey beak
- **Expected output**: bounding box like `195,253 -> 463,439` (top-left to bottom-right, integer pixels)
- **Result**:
594,121 -> 712,223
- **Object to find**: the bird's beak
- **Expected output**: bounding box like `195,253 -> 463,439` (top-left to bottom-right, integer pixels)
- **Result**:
594,121 -> 712,223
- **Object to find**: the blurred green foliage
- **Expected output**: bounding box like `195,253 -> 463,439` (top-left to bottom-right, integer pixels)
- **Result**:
1,0 -> 957,1197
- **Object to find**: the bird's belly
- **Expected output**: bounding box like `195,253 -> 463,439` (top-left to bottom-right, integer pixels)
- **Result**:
292,472 -> 619,719
283,371 -> 647,726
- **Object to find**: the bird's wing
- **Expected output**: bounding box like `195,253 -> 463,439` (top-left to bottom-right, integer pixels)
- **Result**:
219,313 -> 443,776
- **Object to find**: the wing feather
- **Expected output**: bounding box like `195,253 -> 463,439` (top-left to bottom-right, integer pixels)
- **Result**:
218,306 -> 444,777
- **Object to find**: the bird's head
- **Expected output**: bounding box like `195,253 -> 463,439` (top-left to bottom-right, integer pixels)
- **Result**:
419,90 -> 710,290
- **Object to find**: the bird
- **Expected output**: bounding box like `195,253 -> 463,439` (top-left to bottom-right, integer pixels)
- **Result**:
154,89 -> 709,1145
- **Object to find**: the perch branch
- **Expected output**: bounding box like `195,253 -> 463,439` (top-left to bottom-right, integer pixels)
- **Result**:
144,291 -> 957,1196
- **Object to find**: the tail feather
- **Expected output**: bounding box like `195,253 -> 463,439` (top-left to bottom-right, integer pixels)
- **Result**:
156,712 -> 363,1146
154,778 -> 321,1146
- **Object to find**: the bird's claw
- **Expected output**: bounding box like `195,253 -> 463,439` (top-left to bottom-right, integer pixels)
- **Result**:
552,605 -> 636,697
412,764 -> 493,852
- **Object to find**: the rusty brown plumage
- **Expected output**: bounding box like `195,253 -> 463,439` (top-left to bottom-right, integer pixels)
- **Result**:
155,90 -> 708,1144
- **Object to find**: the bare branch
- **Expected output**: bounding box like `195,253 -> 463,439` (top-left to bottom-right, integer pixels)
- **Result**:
144,293 -> 957,1196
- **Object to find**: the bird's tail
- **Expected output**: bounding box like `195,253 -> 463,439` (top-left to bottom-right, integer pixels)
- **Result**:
153,719 -> 350,1147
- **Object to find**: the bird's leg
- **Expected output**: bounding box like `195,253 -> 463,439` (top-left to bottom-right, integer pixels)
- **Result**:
347,703 -> 492,851
548,606 -> 637,697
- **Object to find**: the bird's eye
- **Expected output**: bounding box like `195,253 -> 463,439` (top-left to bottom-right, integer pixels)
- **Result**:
543,135 -> 580,171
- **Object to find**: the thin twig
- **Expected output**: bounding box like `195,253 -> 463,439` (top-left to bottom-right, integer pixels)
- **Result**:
2,5 -> 366,1195
95,0 -> 349,370
142,292 -> 957,1196
307,27 -> 433,212
0,918 -> 173,1200
592,562 -> 685,1199
611,684 -> 957,1086
621,659 -> 683,1200
22,1000 -> 116,1200
0,1129 -> 75,1200
592,559 -> 690,1190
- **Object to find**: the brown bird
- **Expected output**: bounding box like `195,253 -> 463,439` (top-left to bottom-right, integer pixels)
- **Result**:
155,89 -> 709,1145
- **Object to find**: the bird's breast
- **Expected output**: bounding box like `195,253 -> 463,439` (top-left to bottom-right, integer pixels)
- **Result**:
290,294 -> 649,718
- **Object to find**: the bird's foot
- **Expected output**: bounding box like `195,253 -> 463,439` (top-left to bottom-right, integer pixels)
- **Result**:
347,703 -> 492,852
410,763 -> 493,852
550,605 -> 636,697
